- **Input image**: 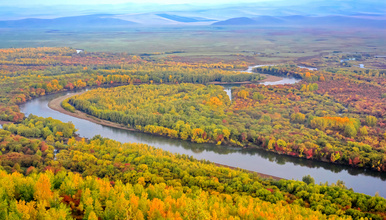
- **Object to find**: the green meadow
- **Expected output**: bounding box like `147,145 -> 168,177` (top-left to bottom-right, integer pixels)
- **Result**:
1,26 -> 385,63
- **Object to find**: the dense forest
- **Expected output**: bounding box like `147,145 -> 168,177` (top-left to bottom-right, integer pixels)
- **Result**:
0,47 -> 262,123
67,84 -> 230,143
1,47 -> 386,219
1,117 -> 386,219
67,79 -> 386,171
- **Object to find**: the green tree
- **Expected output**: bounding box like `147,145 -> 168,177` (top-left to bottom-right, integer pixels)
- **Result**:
302,175 -> 315,185
365,115 -> 377,127
359,126 -> 368,136
309,83 -> 319,91
291,112 -> 305,123
344,124 -> 357,138
252,92 -> 265,101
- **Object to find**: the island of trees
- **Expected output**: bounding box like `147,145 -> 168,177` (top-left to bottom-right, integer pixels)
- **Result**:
66,69 -> 386,171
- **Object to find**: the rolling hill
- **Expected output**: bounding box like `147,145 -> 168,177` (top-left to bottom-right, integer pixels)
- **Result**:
0,14 -> 137,29
212,15 -> 386,28
156,13 -> 215,23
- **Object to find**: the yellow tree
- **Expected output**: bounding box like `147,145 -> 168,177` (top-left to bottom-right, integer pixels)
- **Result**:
16,200 -> 37,220
88,211 -> 98,220
237,90 -> 249,99
208,97 -> 223,107
34,173 -> 53,206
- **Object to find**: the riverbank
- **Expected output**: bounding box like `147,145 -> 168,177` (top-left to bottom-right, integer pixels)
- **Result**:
213,163 -> 282,181
209,81 -> 253,85
48,92 -> 138,133
209,73 -> 284,85
48,92 -> 284,181
259,74 -> 284,83
0,121 -> 11,125
22,77 -> 386,197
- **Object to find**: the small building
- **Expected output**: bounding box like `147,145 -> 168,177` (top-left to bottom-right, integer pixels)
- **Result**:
76,49 -> 84,54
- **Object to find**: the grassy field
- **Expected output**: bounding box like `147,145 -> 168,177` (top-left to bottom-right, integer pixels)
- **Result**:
1,26 -> 385,64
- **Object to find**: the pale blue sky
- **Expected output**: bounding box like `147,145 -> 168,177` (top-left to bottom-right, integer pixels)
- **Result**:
2,0 -> 279,6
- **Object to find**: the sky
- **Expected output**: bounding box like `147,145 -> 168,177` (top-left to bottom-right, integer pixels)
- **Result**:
1,0 -> 279,6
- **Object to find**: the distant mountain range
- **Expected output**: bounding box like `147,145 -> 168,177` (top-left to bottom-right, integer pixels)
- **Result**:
0,15 -> 136,28
0,14 -> 220,28
212,15 -> 386,28
156,14 -> 215,23
1,0 -> 385,30
1,0 -> 385,21
0,13 -> 384,29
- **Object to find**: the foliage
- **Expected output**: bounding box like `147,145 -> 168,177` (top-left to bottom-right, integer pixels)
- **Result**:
1,47 -> 386,218
229,83 -> 386,171
61,98 -> 76,113
68,84 -> 232,143
0,130 -> 55,174
0,47 -> 261,123
69,82 -> 386,172
302,175 -> 315,185
2,114 -> 76,141
1,130 -> 385,219
0,170 -> 346,220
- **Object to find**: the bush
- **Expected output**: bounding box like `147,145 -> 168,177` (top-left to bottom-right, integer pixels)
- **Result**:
302,175 -> 315,185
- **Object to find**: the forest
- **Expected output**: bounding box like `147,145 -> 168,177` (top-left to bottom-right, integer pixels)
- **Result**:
1,117 -> 386,219
67,77 -> 386,171
0,47 -> 386,219
0,47 -> 262,123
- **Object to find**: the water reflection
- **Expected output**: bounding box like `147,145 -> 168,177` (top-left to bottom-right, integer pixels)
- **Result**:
260,78 -> 300,86
241,147 -> 386,181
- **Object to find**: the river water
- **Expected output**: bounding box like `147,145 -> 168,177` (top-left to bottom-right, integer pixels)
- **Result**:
222,65 -> 302,100
18,66 -> 386,197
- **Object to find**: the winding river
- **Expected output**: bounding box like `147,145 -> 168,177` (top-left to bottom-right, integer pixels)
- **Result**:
222,65 -> 301,100
18,66 -> 386,197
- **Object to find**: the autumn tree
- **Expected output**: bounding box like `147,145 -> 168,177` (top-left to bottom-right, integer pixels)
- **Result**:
365,115 -> 377,127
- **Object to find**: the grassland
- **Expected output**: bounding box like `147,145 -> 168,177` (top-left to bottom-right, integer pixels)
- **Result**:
1,26 -> 385,65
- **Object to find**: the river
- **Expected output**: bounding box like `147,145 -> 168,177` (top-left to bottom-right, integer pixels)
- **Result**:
18,66 -> 386,197
222,65 -> 302,100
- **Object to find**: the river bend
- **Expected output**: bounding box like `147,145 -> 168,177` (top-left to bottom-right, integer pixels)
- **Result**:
19,66 -> 386,197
